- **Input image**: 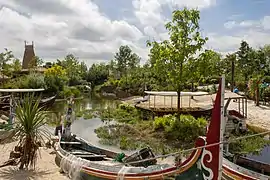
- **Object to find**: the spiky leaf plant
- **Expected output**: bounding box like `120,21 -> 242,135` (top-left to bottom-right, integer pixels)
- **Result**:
14,93 -> 50,169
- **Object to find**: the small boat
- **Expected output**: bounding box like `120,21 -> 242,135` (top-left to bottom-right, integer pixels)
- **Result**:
55,76 -> 270,180
0,95 -> 56,111
38,95 -> 57,109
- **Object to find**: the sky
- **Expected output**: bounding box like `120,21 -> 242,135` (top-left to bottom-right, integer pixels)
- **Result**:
0,0 -> 270,66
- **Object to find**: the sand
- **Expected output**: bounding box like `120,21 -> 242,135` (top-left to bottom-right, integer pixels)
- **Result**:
0,141 -> 69,180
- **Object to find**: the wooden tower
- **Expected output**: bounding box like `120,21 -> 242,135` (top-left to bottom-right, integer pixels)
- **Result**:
22,41 -> 36,69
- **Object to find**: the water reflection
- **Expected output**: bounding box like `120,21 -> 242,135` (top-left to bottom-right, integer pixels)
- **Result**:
247,145 -> 270,164
51,94 -> 119,116
49,94 -> 130,153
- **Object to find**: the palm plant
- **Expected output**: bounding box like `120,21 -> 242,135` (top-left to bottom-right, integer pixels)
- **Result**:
13,93 -> 50,169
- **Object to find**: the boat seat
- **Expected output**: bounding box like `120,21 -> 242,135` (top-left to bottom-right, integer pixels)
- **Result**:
71,151 -> 94,155
60,141 -> 81,145
76,154 -> 106,158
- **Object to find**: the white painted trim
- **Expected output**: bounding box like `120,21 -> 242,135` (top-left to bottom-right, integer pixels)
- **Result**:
219,75 -> 225,180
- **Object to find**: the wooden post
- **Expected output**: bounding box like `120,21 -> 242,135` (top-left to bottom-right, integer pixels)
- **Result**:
164,96 -> 165,109
231,57 -> 235,92
154,95 -> 156,110
245,98 -> 247,118
241,98 -> 245,117
171,96 -> 173,110
238,98 -> 240,114
181,95 -> 182,108
149,95 -> 150,109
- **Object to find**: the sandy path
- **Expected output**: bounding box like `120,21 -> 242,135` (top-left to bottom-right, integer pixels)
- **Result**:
228,99 -> 270,131
0,141 -> 69,180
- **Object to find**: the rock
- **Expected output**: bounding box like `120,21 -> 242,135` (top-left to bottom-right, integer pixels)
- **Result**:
0,118 -> 8,124
0,115 -> 9,121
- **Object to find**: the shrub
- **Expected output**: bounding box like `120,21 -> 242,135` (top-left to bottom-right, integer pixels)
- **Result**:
58,86 -> 81,99
235,81 -> 247,92
263,76 -> 270,83
154,114 -> 207,143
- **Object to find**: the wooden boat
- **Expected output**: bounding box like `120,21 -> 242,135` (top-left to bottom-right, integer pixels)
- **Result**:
0,95 -> 56,111
55,76 -> 270,180
38,95 -> 57,109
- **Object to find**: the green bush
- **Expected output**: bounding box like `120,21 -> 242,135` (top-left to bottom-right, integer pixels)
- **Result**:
58,86 -> 81,99
154,114 -> 207,143
235,81 -> 247,91
100,103 -> 139,124
264,76 -> 270,83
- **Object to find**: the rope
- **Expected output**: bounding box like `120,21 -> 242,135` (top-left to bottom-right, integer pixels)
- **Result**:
113,130 -> 270,167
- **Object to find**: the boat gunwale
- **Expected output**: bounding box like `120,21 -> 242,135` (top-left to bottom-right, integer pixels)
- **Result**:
56,136 -> 202,178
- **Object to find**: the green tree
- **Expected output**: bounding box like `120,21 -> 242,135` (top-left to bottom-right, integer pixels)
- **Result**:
80,61 -> 88,80
11,59 -> 22,72
57,54 -> 84,86
236,41 -> 252,82
0,48 -> 14,79
195,50 -> 222,84
44,64 -> 68,93
222,53 -> 237,91
248,49 -> 267,106
87,63 -> 109,87
147,8 -> 208,114
114,45 -> 140,78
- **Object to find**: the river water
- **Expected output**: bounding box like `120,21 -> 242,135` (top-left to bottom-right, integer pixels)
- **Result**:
49,94 -> 133,154
49,94 -> 270,163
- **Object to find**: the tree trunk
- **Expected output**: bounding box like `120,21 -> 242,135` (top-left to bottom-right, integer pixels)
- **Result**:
231,59 -> 235,92
255,81 -> 260,106
191,82 -> 194,99
177,91 -> 181,118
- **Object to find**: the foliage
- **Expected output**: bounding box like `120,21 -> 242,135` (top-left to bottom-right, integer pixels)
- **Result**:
113,45 -> 140,78
229,131 -> 270,155
56,54 -> 84,86
0,48 -> 16,77
153,114 -> 207,143
29,56 -> 44,68
13,94 -> 49,169
44,64 -> 68,93
21,73 -> 46,89
86,63 -> 109,87
100,103 -> 140,124
58,86 -> 81,99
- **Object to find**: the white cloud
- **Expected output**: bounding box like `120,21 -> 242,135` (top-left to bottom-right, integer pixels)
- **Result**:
206,29 -> 270,54
167,0 -> 216,9
224,21 -> 237,29
224,16 -> 270,30
0,0 -> 145,64
0,0 -> 269,66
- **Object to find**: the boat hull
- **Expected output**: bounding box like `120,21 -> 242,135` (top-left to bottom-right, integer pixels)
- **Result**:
0,95 -> 56,111
55,136 -> 270,180
55,136 -> 205,180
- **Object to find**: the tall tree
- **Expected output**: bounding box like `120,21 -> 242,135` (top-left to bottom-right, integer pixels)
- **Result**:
236,41 -> 252,82
0,49 -> 14,80
147,8 -> 208,114
11,59 -> 22,72
57,54 -> 83,86
114,45 -> 140,78
222,53 -> 237,91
